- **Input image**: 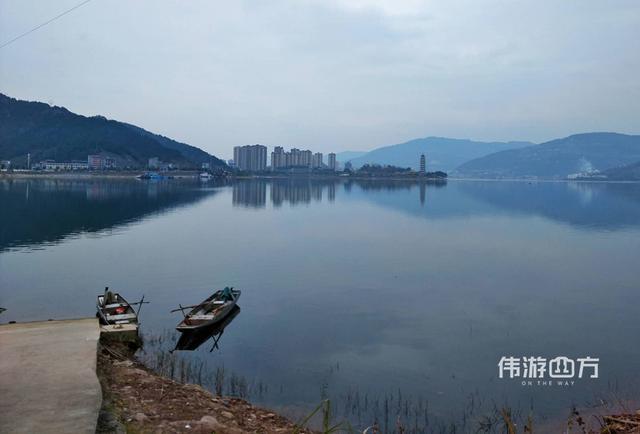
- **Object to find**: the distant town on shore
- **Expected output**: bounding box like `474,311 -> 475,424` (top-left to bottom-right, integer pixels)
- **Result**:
230,144 -> 446,179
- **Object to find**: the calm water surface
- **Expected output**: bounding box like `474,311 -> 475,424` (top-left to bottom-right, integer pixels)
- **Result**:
1,177 -> 639,431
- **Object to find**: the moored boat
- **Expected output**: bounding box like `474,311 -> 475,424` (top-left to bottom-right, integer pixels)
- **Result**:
96,287 -> 139,326
137,172 -> 165,180
174,305 -> 241,351
173,287 -> 241,332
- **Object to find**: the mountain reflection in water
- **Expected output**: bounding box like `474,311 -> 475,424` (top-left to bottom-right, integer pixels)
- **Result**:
0,178 -> 221,251
231,178 -> 640,231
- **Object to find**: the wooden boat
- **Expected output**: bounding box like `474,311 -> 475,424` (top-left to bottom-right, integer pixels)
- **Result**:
174,305 -> 240,351
96,288 -> 139,326
173,287 -> 241,332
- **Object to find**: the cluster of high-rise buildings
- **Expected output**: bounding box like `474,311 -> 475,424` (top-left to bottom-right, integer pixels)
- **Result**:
232,144 -> 337,172
233,144 -> 268,172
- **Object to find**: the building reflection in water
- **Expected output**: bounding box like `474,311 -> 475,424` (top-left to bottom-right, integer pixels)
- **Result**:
231,178 -> 640,230
232,180 -> 267,208
270,179 -> 330,207
328,182 -> 335,202
232,179 -> 340,208
231,178 -> 445,208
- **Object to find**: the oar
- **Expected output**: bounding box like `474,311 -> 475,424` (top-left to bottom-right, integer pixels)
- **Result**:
170,302 -> 207,313
170,292 -> 220,315
170,303 -> 199,313
131,295 -> 150,316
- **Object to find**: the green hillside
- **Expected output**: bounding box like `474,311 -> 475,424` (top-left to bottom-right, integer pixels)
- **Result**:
0,93 -> 225,169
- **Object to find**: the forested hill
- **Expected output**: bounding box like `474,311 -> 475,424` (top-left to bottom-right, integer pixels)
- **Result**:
454,132 -> 640,179
0,93 -> 225,169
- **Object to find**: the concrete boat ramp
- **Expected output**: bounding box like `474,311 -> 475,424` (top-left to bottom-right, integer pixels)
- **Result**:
0,318 -> 102,434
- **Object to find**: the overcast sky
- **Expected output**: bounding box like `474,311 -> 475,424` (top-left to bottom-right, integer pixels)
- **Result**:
1,0 -> 639,159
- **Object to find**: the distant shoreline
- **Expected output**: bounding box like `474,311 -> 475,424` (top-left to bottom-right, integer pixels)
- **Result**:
0,170 -> 202,180
236,174 -> 448,182
2,171 -> 639,183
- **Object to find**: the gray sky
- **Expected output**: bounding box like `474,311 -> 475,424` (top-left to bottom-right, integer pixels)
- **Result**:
1,0 -> 639,159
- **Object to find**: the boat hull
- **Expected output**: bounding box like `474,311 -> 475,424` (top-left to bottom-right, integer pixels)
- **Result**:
175,290 -> 241,332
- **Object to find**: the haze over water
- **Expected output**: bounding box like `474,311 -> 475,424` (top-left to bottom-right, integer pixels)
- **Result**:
1,178 -> 639,430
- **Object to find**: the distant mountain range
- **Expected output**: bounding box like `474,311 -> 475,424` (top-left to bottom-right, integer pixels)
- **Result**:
336,150 -> 367,163
344,137 -> 533,172
340,132 -> 640,180
454,132 -> 640,179
0,93 -> 225,169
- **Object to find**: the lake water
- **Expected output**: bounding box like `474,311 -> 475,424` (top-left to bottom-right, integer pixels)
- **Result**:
1,177 -> 639,432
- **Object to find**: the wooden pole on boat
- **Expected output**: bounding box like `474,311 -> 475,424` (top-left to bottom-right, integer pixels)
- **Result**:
170,303 -> 192,317
170,303 -> 205,316
134,295 -> 150,316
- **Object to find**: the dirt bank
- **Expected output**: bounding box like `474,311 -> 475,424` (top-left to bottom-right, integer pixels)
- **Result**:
97,347 -> 312,434
97,343 -> 640,433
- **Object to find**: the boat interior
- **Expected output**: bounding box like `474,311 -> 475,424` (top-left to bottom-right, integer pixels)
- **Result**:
188,290 -> 239,319
98,293 -> 137,324
189,299 -> 228,320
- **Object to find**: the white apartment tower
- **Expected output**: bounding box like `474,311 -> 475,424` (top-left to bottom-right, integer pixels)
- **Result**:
328,153 -> 337,171
233,145 -> 267,171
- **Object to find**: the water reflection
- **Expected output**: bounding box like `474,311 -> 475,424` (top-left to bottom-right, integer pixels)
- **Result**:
3,177 -> 640,430
271,179 -> 328,207
230,178 -> 640,230
0,178 -> 221,251
457,180 -> 640,230
232,179 -> 267,208
231,178 -> 444,208
173,305 -> 241,352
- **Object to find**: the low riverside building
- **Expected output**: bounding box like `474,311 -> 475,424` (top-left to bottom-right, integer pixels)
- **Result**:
88,154 -> 116,170
36,160 -> 89,171
34,155 -> 117,171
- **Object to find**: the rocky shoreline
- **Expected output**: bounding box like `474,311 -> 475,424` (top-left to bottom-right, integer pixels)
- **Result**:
97,346 -> 312,434
96,342 -> 640,434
